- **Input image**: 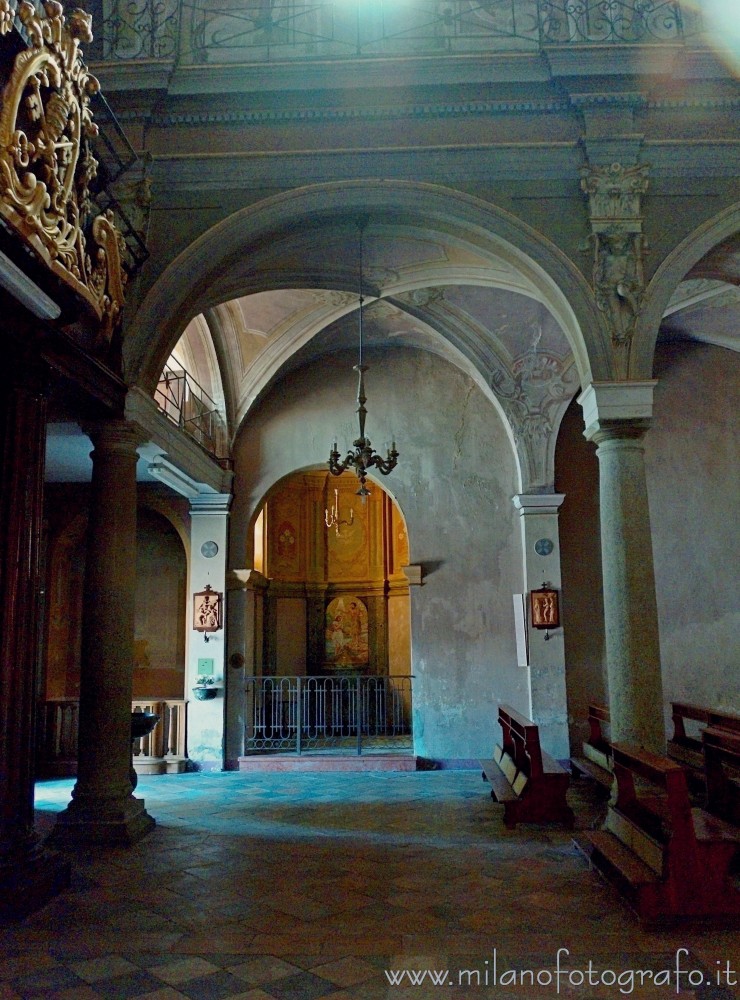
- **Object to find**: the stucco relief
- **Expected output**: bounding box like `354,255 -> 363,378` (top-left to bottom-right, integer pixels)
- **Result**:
581,162 -> 650,365
490,346 -> 578,490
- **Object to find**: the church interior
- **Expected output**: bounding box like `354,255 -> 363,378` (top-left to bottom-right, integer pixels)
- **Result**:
0,0 -> 738,993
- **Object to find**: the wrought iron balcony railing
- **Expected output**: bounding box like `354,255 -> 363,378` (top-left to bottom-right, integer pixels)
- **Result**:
84,0 -> 703,66
244,674 -> 414,755
154,363 -> 227,459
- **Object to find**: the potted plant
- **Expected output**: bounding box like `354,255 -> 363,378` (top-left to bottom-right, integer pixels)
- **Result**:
192,675 -> 219,701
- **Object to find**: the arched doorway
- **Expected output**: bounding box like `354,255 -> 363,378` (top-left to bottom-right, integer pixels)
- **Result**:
244,469 -> 413,756
38,503 -> 189,775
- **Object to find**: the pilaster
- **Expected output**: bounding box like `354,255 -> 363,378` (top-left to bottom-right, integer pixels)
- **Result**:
512,492 -> 569,759
224,568 -> 267,767
578,381 -> 664,752
187,494 -> 231,767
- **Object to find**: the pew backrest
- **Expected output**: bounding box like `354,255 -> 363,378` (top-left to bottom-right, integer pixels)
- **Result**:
702,726 -> 740,825
498,703 -> 543,780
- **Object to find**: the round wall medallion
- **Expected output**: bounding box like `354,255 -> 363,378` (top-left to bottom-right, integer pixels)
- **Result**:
200,541 -> 219,558
534,538 -> 554,556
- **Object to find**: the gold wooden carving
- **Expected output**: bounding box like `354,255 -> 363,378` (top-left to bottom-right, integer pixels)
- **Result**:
0,0 -> 125,338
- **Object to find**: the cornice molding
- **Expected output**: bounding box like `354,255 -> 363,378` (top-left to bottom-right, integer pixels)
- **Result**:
145,99 -> 570,127
128,94 -> 740,129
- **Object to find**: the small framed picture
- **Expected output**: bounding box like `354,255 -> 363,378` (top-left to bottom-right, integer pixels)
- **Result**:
193,584 -> 222,634
530,587 -> 559,630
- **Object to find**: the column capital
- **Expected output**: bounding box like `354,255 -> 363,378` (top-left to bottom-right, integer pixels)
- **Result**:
189,493 -> 233,514
83,419 -> 146,455
512,493 -> 565,516
578,380 -> 657,442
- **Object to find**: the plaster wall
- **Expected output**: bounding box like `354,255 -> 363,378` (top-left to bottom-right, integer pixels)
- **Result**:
231,347 -> 527,760
647,340 -> 740,719
133,508 -> 187,698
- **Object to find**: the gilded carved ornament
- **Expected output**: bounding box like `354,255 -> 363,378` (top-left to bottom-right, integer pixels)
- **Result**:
581,162 -> 649,358
0,0 -> 125,339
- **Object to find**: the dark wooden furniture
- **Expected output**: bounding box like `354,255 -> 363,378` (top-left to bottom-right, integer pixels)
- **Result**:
578,742 -> 740,924
571,703 -> 612,789
480,704 -> 574,828
667,702 -> 740,788
703,726 -> 740,826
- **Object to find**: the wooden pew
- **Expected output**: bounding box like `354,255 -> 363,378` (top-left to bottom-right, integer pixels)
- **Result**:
571,703 -> 612,790
667,702 -> 740,788
480,704 -> 574,829
578,742 -> 740,924
703,727 -> 740,827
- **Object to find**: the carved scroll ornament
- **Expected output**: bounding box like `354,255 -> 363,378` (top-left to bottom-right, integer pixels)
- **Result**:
0,0 -> 125,339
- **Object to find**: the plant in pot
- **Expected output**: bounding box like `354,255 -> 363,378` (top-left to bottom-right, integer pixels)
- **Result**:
192,675 -> 218,700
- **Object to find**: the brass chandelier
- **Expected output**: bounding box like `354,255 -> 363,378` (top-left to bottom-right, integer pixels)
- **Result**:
328,221 -> 399,496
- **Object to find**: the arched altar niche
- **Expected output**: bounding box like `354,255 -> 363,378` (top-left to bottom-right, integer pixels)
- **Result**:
254,469 -> 410,677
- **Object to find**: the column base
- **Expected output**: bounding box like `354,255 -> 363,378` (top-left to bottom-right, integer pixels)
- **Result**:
0,846 -> 71,921
50,795 -> 155,846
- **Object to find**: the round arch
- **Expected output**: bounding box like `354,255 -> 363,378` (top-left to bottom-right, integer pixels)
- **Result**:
248,466 -> 412,680
244,463 -> 411,570
635,203 -> 740,377
125,181 -> 604,392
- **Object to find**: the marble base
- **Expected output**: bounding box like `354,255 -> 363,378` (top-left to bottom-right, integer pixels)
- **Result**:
50,795 -> 155,846
238,754 -> 419,772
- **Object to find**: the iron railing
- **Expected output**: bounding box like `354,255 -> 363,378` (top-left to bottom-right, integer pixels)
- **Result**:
154,363 -> 227,459
86,0 -> 702,65
244,674 -> 413,754
539,0 -> 689,44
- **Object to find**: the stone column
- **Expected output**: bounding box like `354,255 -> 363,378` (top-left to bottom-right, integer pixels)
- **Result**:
187,494 -> 230,768
0,357 -> 70,918
512,493 -> 569,759
579,381 -> 664,752
52,421 -> 155,845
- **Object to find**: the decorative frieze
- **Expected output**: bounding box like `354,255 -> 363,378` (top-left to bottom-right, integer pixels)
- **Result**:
0,0 -> 125,339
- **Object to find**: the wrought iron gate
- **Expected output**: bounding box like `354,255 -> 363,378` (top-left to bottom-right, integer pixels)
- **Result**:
244,674 -> 413,754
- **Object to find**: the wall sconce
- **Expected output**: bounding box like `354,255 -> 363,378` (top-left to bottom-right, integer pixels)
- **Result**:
530,583 -> 560,641
193,584 -> 222,643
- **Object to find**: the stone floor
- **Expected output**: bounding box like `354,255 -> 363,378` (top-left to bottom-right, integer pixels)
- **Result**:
0,770 -> 737,999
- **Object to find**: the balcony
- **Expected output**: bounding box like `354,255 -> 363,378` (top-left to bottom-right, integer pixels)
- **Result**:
154,364 -> 228,461
84,0 -> 703,66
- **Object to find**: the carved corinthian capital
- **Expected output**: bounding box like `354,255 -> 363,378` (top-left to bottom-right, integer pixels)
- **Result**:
0,0 -> 125,340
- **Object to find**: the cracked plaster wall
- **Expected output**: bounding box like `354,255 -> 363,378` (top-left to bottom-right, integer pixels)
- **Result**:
232,347 -> 528,759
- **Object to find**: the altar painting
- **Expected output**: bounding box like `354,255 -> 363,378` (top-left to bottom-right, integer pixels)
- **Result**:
325,596 -> 369,668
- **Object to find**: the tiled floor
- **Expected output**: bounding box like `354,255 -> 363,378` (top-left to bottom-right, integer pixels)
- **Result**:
0,770 -> 737,999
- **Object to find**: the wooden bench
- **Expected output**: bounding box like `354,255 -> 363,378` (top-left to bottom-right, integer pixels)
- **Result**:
703,726 -> 740,827
667,702 -> 740,789
577,742 -> 740,925
571,703 -> 612,790
480,704 -> 574,828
